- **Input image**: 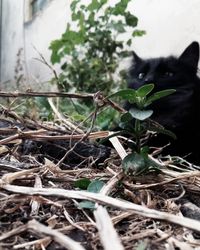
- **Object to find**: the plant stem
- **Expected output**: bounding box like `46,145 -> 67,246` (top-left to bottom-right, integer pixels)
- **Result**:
135,119 -> 141,153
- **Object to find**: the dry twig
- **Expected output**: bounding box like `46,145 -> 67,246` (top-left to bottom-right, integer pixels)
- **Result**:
2,183 -> 200,233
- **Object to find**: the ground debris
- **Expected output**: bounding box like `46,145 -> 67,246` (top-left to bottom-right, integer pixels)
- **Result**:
1,111 -> 200,250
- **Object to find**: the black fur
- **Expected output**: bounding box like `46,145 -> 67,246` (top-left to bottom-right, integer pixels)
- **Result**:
127,42 -> 200,163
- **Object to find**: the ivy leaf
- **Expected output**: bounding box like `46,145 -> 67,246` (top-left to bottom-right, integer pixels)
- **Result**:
129,107 -> 153,121
132,30 -> 146,37
122,152 -> 147,175
88,0 -> 107,11
50,51 -> 61,64
126,39 -> 132,46
70,0 -> 79,12
88,12 -> 95,26
62,28 -> 84,45
87,0 -> 100,11
109,20 -> 126,33
118,51 -> 132,57
72,11 -> 80,21
111,0 -> 130,15
79,12 -> 85,32
125,12 -> 138,27
136,241 -> 148,250
100,0 -> 108,4
49,40 -> 64,63
78,201 -> 95,209
123,152 -> 160,176
77,180 -> 104,210
87,180 -> 104,193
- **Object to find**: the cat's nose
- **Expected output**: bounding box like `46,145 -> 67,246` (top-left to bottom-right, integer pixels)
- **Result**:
144,77 -> 154,84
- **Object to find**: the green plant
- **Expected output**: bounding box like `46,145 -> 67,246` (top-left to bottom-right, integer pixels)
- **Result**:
49,0 -> 145,95
75,179 -> 105,209
48,0 -> 146,129
109,84 -> 176,175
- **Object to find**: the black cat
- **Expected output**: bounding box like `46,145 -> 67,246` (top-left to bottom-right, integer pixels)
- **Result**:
126,41 -> 200,163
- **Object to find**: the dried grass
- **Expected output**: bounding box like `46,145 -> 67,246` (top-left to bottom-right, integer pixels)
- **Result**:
0,100 -> 200,250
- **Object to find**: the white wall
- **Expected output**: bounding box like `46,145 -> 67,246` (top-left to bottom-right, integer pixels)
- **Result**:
130,0 -> 200,58
1,0 -> 200,90
1,0 -> 24,90
0,0 -> 70,90
24,0 -> 70,89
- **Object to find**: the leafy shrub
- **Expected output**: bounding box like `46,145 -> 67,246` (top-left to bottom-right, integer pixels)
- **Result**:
49,0 -> 145,95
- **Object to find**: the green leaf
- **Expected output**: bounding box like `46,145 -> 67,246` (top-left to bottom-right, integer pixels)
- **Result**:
78,201 -> 95,209
74,178 -> 91,189
119,121 -> 134,131
62,28 -> 85,45
49,40 -> 65,63
109,20 -> 126,33
88,11 -> 95,26
136,241 -> 148,250
121,0 -> 130,5
88,0 -> 107,11
79,12 -> 85,32
112,1 -> 129,15
72,11 -> 80,21
77,180 -> 105,210
129,107 -> 153,121
70,0 -> 79,12
157,128 -> 177,140
108,89 -> 136,101
100,0 -> 108,4
126,38 -> 132,46
122,152 -> 160,176
145,89 -> 176,106
125,12 -> 138,27
141,146 -> 149,154
148,125 -> 177,140
87,180 -> 104,193
50,51 -> 61,64
132,30 -> 146,37
122,152 -> 147,175
136,84 -> 154,98
87,0 -> 100,11
121,112 -> 133,123
118,51 -> 132,57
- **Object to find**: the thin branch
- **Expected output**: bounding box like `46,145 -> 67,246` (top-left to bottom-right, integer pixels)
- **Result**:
2,184 -> 200,233
33,45 -> 61,85
0,91 -> 94,99
55,104 -> 99,167
0,219 -> 86,250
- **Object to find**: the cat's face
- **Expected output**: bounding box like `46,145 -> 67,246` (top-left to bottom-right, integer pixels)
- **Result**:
127,42 -> 200,130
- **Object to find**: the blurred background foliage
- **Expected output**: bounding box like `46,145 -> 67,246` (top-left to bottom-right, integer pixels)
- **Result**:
13,0 -> 145,130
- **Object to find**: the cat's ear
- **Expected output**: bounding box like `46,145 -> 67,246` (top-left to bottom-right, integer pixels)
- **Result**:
132,51 -> 142,64
179,41 -> 199,70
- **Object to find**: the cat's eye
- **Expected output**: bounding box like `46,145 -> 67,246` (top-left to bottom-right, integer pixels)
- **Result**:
164,71 -> 174,77
138,72 -> 145,79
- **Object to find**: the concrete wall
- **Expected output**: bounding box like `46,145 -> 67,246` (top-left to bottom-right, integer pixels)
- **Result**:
24,0 -> 70,89
1,0 -> 200,90
0,0 -> 69,90
1,0 -> 24,90
130,0 -> 200,58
